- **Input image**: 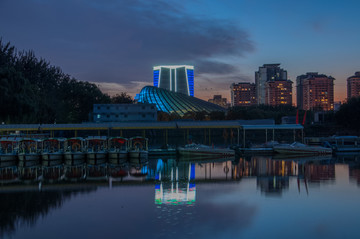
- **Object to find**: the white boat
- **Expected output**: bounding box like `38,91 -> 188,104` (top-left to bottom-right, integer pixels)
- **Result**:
86,136 -> 107,165
129,136 -> 148,164
64,137 -> 86,165
178,144 -> 235,158
273,142 -> 332,155
108,137 -> 128,164
0,137 -> 19,167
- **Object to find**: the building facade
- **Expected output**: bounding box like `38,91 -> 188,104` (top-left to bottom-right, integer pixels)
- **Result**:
153,65 -> 194,96
230,83 -> 256,107
265,80 -> 293,106
93,104 -> 157,122
208,95 -> 230,108
255,64 -> 287,105
297,73 -> 335,111
347,72 -> 360,100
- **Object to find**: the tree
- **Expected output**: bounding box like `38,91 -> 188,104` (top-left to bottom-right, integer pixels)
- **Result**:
335,97 -> 360,132
0,40 -> 111,123
111,92 -> 133,104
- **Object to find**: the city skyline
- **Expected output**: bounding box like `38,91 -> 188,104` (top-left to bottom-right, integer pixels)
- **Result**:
1,0 -> 359,102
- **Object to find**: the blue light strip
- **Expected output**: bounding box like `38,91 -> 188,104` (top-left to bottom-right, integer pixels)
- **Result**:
153,70 -> 160,87
187,69 -> 194,97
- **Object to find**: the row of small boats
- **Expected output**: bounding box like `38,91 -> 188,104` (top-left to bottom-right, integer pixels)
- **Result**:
0,136 -> 148,167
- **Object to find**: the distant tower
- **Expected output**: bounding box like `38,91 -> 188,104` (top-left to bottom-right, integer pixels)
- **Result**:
296,72 -> 334,111
255,64 -> 288,105
347,72 -> 360,100
153,65 -> 194,96
230,82 -> 256,107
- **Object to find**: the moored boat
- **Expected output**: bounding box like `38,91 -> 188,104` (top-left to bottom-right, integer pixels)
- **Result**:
330,136 -> 360,153
273,142 -> 332,155
86,136 -> 107,165
178,143 -> 235,158
129,136 -> 148,164
0,137 -> 19,167
18,138 -> 41,167
41,138 -> 65,166
108,137 -> 128,164
64,137 -> 86,165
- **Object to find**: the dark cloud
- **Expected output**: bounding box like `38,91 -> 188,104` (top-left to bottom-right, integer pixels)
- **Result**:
196,60 -> 238,75
0,0 -> 254,95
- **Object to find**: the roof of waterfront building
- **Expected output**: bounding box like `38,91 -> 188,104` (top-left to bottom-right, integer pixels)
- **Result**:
137,86 -> 225,116
0,120 -> 302,131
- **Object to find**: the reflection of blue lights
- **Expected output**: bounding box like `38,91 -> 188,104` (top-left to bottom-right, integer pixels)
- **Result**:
155,184 -> 160,189
153,70 -> 160,87
187,69 -> 194,97
141,165 -> 148,174
190,163 -> 195,180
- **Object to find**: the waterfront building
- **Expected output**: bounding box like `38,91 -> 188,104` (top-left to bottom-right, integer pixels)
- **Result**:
208,95 -> 230,108
296,72 -> 335,111
93,104 -> 157,122
153,65 -> 194,96
255,64 -> 287,105
138,86 -> 225,117
347,72 -> 360,100
230,82 -> 256,107
265,80 -> 293,106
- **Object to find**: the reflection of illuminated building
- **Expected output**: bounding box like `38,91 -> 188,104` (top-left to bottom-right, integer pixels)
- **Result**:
154,159 -> 233,205
257,176 -> 289,196
233,157 -> 298,178
303,164 -> 335,182
155,159 -> 196,205
155,182 -> 196,205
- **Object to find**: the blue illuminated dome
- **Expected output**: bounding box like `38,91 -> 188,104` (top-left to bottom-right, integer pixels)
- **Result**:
138,86 -> 225,116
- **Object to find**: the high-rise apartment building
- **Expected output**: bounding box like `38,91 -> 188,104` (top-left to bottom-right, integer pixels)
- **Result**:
265,80 -> 293,106
153,65 -> 194,96
255,64 -> 287,105
230,83 -> 256,107
347,72 -> 360,100
296,73 -> 334,111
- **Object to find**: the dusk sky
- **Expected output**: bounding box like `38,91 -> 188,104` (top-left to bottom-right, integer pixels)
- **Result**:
1,0 -> 359,102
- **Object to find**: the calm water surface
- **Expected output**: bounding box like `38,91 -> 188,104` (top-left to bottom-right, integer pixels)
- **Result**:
1,154 -> 360,239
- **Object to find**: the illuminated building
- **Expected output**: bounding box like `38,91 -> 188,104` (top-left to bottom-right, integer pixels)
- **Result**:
153,65 -> 194,96
255,64 -> 288,105
138,86 -> 225,116
265,80 -> 293,106
297,72 -> 335,111
347,72 -> 360,100
208,95 -> 230,108
230,82 -> 256,106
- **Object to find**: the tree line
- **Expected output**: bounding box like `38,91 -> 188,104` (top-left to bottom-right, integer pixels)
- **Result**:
0,39 -> 132,124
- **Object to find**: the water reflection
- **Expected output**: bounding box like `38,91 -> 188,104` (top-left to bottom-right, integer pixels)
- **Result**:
1,154 -> 360,238
0,187 -> 96,238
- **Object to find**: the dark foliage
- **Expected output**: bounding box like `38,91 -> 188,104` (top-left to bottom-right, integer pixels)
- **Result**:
335,97 -> 360,132
0,39 -> 113,123
111,92 -> 134,104
226,104 -> 297,123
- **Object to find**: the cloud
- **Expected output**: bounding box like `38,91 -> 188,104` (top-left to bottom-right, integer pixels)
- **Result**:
0,0 -> 254,96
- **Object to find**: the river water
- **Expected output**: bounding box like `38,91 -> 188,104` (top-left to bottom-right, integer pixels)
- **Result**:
1,154 -> 360,239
